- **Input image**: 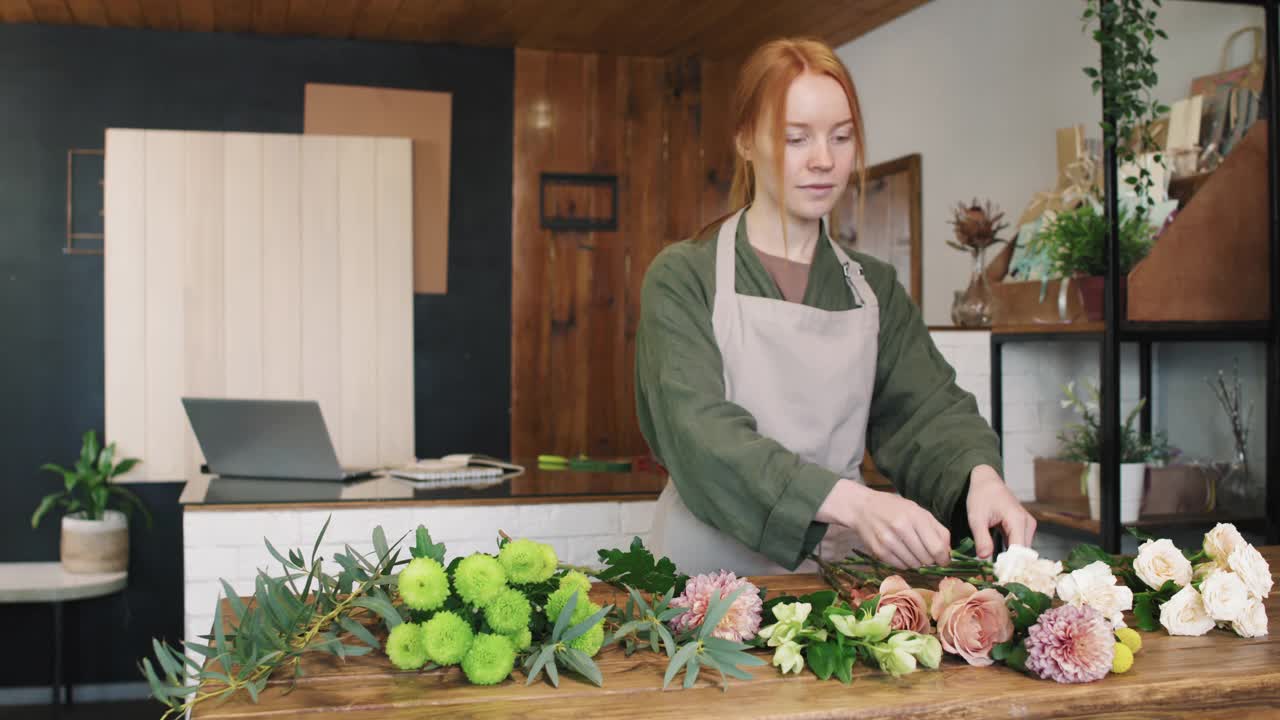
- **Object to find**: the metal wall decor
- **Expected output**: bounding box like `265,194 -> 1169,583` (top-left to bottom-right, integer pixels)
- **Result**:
539,173 -> 618,232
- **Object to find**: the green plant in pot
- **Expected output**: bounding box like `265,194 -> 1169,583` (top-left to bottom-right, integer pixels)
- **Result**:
1056,380 -> 1161,523
32,430 -> 150,574
1028,201 -> 1156,320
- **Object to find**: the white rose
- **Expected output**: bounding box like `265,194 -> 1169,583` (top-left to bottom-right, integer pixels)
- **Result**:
1159,585 -> 1215,637
1199,569 -> 1251,623
1231,595 -> 1269,638
993,545 -> 1063,598
1055,561 -> 1134,629
1227,545 -> 1274,599
1133,538 -> 1193,590
1203,523 -> 1247,566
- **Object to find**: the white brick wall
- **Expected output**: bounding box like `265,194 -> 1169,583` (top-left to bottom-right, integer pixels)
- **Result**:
930,330 -> 991,423
928,331 -> 1146,503
182,499 -> 656,654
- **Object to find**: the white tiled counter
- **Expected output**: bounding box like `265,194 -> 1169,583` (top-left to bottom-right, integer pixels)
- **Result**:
180,472 -> 660,654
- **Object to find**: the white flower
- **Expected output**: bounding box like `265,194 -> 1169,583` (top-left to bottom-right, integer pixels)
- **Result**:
1227,545 -> 1274,599
1199,569 -> 1251,623
1231,595 -> 1269,638
758,601 -> 812,647
1203,523 -> 1247,566
1055,561 -> 1134,629
994,545 -> 1064,598
772,640 -> 805,674
1159,585 -> 1216,636
1133,538 -> 1193,590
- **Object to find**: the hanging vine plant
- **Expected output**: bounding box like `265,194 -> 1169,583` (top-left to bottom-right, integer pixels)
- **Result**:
1081,0 -> 1170,216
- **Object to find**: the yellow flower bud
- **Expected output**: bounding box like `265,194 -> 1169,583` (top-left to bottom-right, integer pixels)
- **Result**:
1111,643 -> 1134,674
1115,627 -> 1142,653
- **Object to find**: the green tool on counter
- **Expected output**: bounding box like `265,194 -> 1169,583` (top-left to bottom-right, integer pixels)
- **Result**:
537,454 -> 633,472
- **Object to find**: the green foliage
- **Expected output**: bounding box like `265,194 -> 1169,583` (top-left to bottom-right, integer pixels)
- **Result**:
140,518 -> 405,720
1057,380 -> 1162,465
1002,583 -> 1054,633
1027,202 -> 1155,278
1065,544 -> 1119,571
661,586 -> 766,691
33,429 -> 151,529
594,536 -> 689,595
523,590 -> 612,688
607,585 -> 681,657
1132,579 -> 1180,631
1081,0 -> 1170,213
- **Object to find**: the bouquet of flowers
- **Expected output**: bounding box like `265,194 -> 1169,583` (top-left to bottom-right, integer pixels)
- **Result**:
141,520 -> 1271,716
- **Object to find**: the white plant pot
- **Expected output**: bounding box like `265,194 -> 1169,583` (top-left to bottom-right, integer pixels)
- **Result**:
1086,463 -> 1147,524
61,509 -> 129,574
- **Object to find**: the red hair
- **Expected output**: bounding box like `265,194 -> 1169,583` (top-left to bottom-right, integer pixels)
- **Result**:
723,37 -> 868,237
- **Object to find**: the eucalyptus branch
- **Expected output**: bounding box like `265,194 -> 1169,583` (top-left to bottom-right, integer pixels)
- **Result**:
142,520 -> 405,720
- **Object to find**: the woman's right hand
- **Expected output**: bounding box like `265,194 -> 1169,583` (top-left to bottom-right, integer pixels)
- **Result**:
816,479 -> 951,569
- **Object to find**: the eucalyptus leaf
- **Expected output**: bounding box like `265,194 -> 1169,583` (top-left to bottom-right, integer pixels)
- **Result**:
545,653 -> 560,688
562,647 -> 604,687
663,642 -> 699,689
337,616 -> 380,649
683,657 -> 700,689
698,586 -> 748,641
562,604 -> 612,644
373,527 -> 389,562
551,591 -> 579,642
351,596 -> 403,629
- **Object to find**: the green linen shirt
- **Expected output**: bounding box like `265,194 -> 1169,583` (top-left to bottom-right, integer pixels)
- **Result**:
635,213 -> 1004,570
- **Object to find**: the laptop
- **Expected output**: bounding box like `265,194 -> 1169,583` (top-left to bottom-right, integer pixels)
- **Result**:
182,397 -> 379,482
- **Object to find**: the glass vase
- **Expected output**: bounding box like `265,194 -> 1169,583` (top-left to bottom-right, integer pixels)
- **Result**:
1216,447 -> 1259,515
950,246 -> 996,327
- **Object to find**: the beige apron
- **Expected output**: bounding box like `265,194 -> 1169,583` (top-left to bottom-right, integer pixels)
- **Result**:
649,209 -> 880,576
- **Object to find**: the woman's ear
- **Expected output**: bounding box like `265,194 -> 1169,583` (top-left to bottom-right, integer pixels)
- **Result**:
734,132 -> 752,163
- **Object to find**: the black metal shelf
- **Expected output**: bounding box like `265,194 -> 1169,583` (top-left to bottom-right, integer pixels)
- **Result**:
990,0 -> 1279,553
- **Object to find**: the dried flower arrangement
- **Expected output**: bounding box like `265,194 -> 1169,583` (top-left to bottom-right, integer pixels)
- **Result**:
947,199 -> 1011,255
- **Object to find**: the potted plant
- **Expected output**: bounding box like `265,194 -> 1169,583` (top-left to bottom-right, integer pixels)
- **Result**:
1024,201 -> 1156,321
1056,380 -> 1154,523
31,430 -> 150,574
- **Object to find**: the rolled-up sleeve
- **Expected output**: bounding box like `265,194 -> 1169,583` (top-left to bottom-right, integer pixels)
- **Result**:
635,250 -> 839,570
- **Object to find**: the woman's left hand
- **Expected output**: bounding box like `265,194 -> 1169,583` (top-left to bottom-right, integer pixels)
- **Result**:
965,464 -> 1036,559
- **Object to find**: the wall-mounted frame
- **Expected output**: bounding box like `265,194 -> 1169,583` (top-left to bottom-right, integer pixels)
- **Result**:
539,172 -> 618,232
830,153 -> 923,307
66,148 -> 105,256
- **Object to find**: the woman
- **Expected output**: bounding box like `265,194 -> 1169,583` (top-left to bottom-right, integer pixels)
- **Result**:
635,38 -> 1035,577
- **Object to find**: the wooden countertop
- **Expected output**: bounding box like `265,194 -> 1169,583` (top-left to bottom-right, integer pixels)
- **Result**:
181,465 -> 667,511
193,547 -> 1280,719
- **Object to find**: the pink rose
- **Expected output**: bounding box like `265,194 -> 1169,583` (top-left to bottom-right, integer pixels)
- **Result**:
930,577 -> 977,622
878,575 -> 932,634
937,588 -> 1014,667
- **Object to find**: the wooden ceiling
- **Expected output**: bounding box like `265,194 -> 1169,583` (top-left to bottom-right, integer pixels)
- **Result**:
0,0 -> 930,58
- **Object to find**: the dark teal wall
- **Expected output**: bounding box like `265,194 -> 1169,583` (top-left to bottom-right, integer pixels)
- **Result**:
0,23 -> 512,687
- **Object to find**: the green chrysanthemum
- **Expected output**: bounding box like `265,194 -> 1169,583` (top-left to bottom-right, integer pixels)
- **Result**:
484,587 -> 532,635
538,543 -> 559,578
568,622 -> 605,657
397,557 -> 450,611
385,622 -> 429,670
454,553 -> 508,607
461,633 -> 516,686
558,571 -> 593,597
499,539 -> 553,584
545,585 -> 582,623
421,610 -> 474,666
506,627 -> 533,651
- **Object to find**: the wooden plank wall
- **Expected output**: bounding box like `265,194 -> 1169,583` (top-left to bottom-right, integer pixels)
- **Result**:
104,129 -> 414,481
510,49 -> 738,462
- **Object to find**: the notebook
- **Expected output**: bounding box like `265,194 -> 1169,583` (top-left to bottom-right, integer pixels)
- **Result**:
390,454 -> 523,485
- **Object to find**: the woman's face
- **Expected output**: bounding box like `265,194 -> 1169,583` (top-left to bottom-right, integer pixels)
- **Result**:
743,72 -> 855,222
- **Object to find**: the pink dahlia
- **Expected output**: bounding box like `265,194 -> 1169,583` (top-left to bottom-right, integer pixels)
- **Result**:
668,571 -> 763,642
1024,604 -> 1115,683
